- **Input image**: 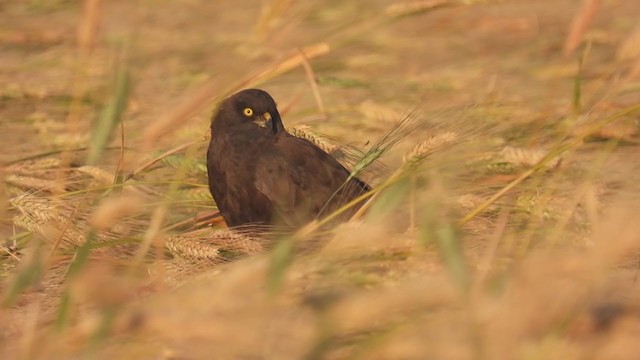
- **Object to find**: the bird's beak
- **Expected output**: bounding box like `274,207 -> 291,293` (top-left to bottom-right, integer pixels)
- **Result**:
253,112 -> 272,129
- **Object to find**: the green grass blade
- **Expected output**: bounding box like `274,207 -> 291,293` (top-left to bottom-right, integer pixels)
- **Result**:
86,64 -> 131,165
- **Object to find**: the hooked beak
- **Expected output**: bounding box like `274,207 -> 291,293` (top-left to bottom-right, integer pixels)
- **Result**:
253,112 -> 272,129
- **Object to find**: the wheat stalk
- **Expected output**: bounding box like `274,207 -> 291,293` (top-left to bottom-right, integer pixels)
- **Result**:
166,235 -> 220,261
289,125 -> 339,154
402,132 -> 458,168
174,187 -> 213,202
165,229 -> 263,261
76,165 -> 115,185
5,175 -> 59,192
11,195 -> 86,248
6,157 -> 62,175
385,0 -> 453,17
11,194 -> 73,223
499,146 -> 562,169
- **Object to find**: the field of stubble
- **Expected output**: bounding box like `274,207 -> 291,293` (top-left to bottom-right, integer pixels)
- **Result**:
2,0 -> 640,359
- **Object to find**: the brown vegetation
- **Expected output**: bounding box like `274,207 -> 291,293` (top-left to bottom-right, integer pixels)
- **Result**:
1,0 -> 640,359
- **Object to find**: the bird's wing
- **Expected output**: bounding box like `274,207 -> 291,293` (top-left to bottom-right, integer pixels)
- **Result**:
254,150 -> 310,227
254,135 -> 369,227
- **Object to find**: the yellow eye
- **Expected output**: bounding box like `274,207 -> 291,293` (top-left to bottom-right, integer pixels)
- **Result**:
243,108 -> 254,117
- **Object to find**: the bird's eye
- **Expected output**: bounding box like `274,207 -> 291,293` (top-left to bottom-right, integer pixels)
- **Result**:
243,108 -> 254,117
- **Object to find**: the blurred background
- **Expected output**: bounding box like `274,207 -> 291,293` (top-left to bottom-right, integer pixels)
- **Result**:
2,0 -> 640,358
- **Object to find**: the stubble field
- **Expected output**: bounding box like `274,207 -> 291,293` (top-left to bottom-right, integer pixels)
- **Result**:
2,0 -> 640,359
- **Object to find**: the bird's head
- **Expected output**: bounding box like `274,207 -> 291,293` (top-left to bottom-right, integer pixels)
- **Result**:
211,89 -> 285,135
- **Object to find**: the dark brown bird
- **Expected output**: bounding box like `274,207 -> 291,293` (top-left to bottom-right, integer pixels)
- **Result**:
207,89 -> 370,228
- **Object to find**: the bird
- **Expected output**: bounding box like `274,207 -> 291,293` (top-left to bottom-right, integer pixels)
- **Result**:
207,88 -> 370,229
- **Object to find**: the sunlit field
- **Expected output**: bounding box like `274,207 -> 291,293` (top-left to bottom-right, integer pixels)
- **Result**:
2,0 -> 640,358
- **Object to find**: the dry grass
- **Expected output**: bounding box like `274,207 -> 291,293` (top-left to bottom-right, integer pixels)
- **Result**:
2,0 -> 640,359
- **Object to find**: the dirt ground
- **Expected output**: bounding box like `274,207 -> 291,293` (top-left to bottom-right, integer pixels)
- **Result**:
2,0 -> 640,359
